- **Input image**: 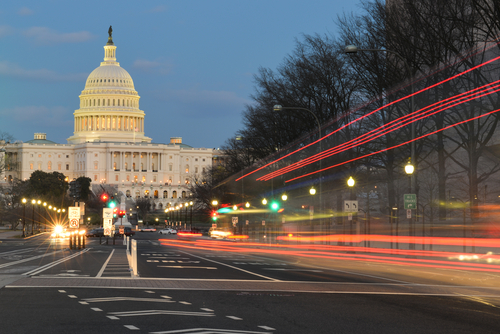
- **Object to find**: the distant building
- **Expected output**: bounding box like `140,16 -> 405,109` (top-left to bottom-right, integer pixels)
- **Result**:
1,32 -> 215,218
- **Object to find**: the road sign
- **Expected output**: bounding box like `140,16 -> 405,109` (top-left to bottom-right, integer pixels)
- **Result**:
344,200 -> 358,212
232,217 -> 238,226
69,218 -> 79,228
103,218 -> 113,236
103,208 -> 113,219
348,213 -> 352,221
407,209 -> 412,218
404,194 -> 417,209
68,206 -> 80,219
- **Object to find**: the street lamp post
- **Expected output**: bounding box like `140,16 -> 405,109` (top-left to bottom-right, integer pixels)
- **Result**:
31,199 -> 36,235
21,198 -> 27,237
273,105 -> 323,229
347,177 -> 355,246
405,159 -> 415,249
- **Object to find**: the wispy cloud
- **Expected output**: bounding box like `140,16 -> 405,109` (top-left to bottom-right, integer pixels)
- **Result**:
0,60 -> 87,82
146,5 -> 167,13
155,88 -> 251,117
0,106 -> 71,126
133,58 -> 172,75
23,27 -> 94,45
18,7 -> 34,16
0,25 -> 14,38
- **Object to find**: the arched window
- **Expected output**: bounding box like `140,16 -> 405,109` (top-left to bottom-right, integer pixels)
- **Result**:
47,161 -> 52,170
182,191 -> 186,198
172,191 -> 177,199
126,190 -> 130,197
144,190 -> 150,198
154,190 -> 158,199
135,191 -> 140,198
163,190 -> 168,198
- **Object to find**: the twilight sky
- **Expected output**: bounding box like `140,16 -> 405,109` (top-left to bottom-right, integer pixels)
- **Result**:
0,0 -> 361,149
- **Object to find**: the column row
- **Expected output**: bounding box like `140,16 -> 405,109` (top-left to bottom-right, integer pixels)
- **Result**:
75,115 -> 144,132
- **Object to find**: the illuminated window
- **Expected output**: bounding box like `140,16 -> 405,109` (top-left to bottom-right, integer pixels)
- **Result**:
115,175 -> 119,181
58,164 -> 61,170
30,163 -> 33,170
66,164 -> 69,170
47,161 -> 52,170
142,176 -> 146,182
126,175 -> 130,181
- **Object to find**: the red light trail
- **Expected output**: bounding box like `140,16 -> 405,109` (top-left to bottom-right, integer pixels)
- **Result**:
158,235 -> 500,274
258,81 -> 500,181
284,107 -> 500,183
235,54 -> 500,182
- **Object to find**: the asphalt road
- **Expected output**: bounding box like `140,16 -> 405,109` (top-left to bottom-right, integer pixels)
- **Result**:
0,232 -> 499,333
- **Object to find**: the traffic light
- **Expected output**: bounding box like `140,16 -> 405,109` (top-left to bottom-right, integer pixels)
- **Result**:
211,211 -> 218,221
270,201 -> 280,211
108,196 -> 117,209
100,193 -> 109,202
113,207 -> 118,218
118,210 -> 126,218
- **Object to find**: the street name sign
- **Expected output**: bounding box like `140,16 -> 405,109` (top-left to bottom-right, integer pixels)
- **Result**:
404,194 -> 417,209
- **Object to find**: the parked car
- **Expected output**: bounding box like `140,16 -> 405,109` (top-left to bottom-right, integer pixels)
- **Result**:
158,228 -> 177,235
114,227 -> 136,236
140,226 -> 156,232
86,228 -> 104,237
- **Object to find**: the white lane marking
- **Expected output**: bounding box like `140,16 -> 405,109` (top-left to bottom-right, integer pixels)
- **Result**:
107,316 -> 119,320
259,326 -> 276,330
179,301 -> 191,305
179,251 -> 280,281
0,249 -> 65,269
96,249 -> 115,278
236,252 -> 412,284
22,249 -> 90,276
91,308 -> 103,312
68,295 -> 77,298
227,315 -> 243,320
79,302 -> 89,305
161,295 -> 171,299
158,266 -> 217,269
263,268 -> 323,272
58,290 -> 66,293
109,310 -> 215,317
201,308 -> 213,312
83,297 -> 175,303
145,290 -> 155,294
124,325 -> 140,330
0,248 -> 34,255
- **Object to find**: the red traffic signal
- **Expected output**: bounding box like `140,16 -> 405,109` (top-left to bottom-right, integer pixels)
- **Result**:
101,193 -> 109,202
118,210 -> 126,218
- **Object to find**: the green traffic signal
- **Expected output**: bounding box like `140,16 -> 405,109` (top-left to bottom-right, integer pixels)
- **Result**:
270,201 -> 279,211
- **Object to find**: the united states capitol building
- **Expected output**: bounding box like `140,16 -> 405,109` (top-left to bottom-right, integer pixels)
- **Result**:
1,31 -> 216,215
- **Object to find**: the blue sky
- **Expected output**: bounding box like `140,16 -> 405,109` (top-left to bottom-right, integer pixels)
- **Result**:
0,0 -> 361,149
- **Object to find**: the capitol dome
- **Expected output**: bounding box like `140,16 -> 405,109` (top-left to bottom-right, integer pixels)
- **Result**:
67,30 -> 151,144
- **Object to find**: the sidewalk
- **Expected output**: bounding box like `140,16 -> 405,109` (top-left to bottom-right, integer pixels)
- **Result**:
0,231 -> 22,240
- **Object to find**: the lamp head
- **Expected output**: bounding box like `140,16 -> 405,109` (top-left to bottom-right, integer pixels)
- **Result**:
345,45 -> 359,54
347,176 -> 355,187
273,104 -> 283,111
405,160 -> 415,175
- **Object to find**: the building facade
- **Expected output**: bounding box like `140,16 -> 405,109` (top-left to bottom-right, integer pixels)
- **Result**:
1,33 -> 215,215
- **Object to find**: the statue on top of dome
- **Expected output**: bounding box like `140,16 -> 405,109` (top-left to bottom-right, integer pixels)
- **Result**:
107,25 -> 113,45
